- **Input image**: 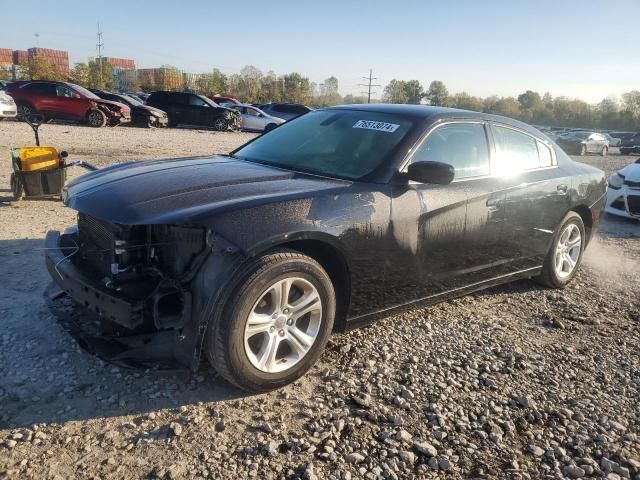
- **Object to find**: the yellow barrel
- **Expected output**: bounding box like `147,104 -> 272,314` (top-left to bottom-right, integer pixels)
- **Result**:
18,147 -> 60,172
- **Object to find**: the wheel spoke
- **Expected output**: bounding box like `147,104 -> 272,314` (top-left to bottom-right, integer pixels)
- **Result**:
286,327 -> 313,356
289,290 -> 320,320
279,279 -> 292,310
567,235 -> 581,248
245,312 -> 272,337
257,335 -> 280,372
565,252 -> 576,269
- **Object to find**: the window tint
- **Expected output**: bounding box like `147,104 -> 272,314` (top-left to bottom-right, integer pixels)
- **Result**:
56,85 -> 74,98
189,95 -> 208,107
493,125 -> 540,173
245,107 -> 261,117
537,141 -> 553,167
271,105 -> 285,112
410,123 -> 490,179
24,83 -> 56,96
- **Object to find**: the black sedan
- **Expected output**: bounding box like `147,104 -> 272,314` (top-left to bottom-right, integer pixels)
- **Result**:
556,131 -> 610,156
91,90 -> 168,128
45,105 -> 606,392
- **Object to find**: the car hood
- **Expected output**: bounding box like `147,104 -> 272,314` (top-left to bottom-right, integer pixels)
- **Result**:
619,161 -> 640,182
64,156 -> 349,224
134,104 -> 166,116
96,98 -> 129,112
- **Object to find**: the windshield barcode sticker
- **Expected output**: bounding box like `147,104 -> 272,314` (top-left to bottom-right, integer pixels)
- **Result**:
353,120 -> 400,133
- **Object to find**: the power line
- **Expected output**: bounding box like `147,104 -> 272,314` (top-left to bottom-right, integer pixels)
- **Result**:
358,68 -> 380,103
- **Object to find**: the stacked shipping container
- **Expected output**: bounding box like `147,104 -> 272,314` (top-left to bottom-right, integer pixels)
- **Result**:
27,48 -> 70,76
0,48 -> 13,65
137,68 -> 183,91
104,57 -> 135,70
12,50 -> 29,65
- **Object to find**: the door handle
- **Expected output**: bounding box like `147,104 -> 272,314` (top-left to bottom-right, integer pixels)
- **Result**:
557,184 -> 568,195
486,198 -> 502,212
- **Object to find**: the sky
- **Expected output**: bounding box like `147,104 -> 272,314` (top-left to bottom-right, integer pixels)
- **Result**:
1,0 -> 638,103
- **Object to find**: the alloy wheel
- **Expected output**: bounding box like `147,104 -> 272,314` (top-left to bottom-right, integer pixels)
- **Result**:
554,223 -> 581,279
243,277 -> 322,373
88,111 -> 104,127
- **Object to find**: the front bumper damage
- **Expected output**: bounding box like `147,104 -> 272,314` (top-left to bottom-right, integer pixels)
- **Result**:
44,229 -> 205,369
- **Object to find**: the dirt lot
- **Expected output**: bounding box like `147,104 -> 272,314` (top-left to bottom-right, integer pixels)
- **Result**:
0,121 -> 639,480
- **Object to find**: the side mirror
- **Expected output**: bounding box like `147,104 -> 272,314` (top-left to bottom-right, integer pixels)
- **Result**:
406,161 -> 455,185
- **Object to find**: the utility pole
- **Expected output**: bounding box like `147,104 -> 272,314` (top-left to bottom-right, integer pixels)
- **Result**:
34,33 -> 40,47
96,22 -> 104,85
358,69 -> 380,104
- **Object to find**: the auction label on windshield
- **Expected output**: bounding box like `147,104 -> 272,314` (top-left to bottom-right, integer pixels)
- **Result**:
353,120 -> 400,133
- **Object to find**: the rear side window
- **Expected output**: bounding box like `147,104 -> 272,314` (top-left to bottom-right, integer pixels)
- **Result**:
410,122 -> 490,179
24,83 -> 56,96
537,141 -> 553,167
493,125 -> 541,173
188,95 -> 208,106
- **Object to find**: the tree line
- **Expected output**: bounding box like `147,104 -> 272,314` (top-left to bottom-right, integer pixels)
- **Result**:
4,57 -> 640,131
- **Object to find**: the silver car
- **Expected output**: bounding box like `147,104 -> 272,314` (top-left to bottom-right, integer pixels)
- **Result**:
0,91 -> 17,120
230,104 -> 285,132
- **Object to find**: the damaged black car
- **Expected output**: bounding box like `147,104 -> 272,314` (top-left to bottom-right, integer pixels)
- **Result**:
46,105 -> 606,392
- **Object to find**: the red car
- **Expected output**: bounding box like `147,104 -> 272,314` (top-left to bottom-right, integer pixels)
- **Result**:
208,95 -> 240,105
6,81 -> 130,128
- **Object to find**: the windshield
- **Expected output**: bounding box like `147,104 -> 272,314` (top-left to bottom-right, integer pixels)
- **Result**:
71,84 -> 100,99
119,94 -> 142,106
233,109 -> 416,180
200,95 -> 219,107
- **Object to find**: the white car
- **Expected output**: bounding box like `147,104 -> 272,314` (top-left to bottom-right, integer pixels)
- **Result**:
229,104 -> 285,132
0,91 -> 17,120
605,159 -> 640,220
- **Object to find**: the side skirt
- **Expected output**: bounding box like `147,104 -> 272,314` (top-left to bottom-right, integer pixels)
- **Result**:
344,266 -> 542,331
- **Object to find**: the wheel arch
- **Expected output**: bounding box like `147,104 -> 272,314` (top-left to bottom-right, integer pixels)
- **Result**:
249,233 -> 352,332
570,204 -> 593,244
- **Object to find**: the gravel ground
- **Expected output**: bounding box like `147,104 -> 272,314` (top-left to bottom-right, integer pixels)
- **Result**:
0,120 -> 639,480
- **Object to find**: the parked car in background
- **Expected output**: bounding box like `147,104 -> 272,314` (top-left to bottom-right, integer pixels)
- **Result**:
146,91 -> 241,131
6,80 -> 130,127
0,80 -> 12,91
125,92 -> 149,103
45,104 -> 606,392
605,158 -> 640,220
210,95 -> 240,105
91,90 -> 168,128
603,133 -> 621,147
258,103 -> 312,121
556,131 -> 609,156
619,133 -> 640,155
0,91 -> 17,120
228,104 -> 285,132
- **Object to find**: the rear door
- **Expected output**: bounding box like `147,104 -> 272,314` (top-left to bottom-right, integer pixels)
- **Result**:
23,82 -> 57,114
491,123 -> 570,268
243,106 -> 265,130
185,94 -> 211,126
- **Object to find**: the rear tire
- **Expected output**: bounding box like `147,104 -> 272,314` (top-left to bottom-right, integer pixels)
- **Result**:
579,145 -> 586,156
537,211 -> 585,289
205,249 -> 336,392
86,109 -> 106,128
17,103 -> 34,121
601,146 -> 608,157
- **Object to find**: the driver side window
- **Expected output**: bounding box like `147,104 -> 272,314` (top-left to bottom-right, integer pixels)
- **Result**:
409,123 -> 490,179
56,85 -> 74,98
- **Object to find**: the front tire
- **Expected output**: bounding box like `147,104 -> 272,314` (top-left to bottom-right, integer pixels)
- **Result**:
213,117 -> 228,131
538,211 -> 585,289
579,144 -> 586,156
86,109 -> 106,128
17,103 -> 34,120
601,146 -> 608,157
205,249 -> 336,392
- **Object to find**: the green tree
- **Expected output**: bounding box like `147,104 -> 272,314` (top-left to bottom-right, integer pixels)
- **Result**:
318,76 -> 341,106
403,80 -> 423,104
69,62 -> 89,87
425,80 -> 449,106
196,68 -> 227,96
87,60 -> 114,90
485,97 -> 520,118
343,94 -> 367,104
20,57 -> 65,81
621,90 -> 640,119
282,72 -> 311,103
450,92 -> 483,112
382,79 -> 409,103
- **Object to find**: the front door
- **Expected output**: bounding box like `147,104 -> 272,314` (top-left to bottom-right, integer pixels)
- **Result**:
387,121 -> 499,305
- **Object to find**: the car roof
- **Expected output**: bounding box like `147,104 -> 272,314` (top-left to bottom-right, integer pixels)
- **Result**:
326,104 -> 542,135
